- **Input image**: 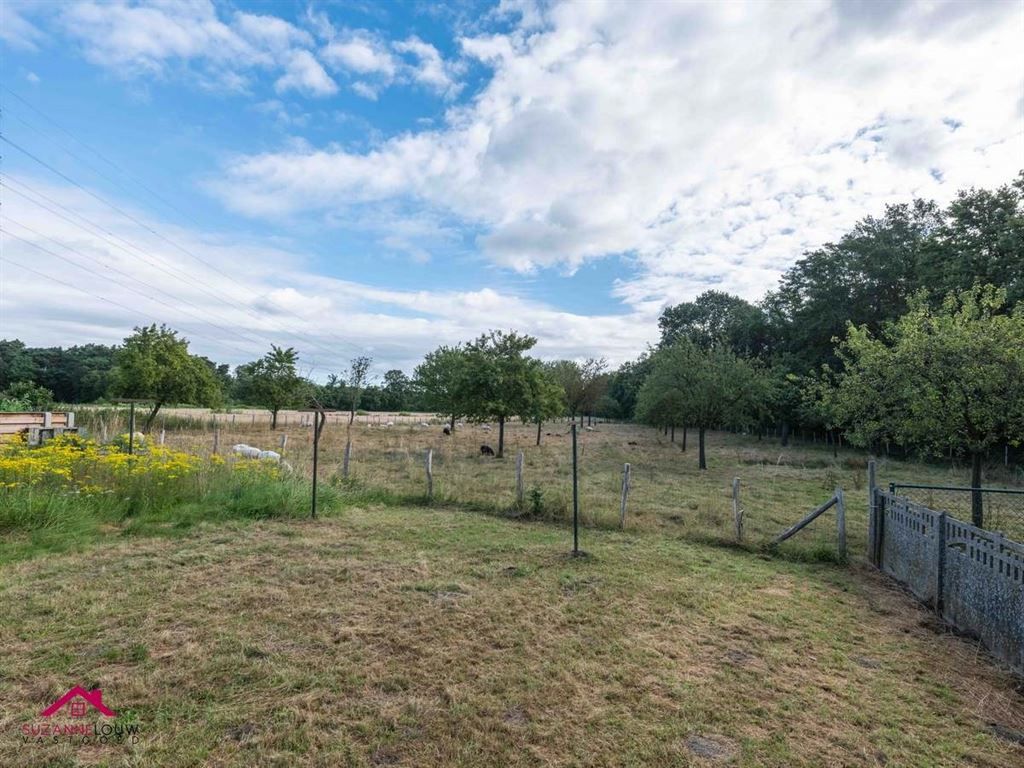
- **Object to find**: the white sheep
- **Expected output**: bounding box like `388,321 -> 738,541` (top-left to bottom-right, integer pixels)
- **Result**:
258,450 -> 281,462
232,444 -> 262,459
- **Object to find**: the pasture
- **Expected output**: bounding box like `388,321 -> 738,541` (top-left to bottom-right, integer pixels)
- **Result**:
71,407 -> 1024,556
2,505 -> 1023,767
2,413 -> 1022,766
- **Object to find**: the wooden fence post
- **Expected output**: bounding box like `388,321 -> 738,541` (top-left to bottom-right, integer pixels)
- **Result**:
732,477 -> 742,543
159,429 -> 166,446
343,439 -> 352,478
619,463 -> 631,529
425,448 -> 434,500
836,487 -> 847,562
515,450 -> 524,507
213,428 -> 220,455
279,434 -> 288,453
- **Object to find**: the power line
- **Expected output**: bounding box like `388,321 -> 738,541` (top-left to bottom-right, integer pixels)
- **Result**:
1,221 -> 277,357
0,192 -> 326,363
0,173 -> 338,364
0,229 -> 288,362
0,117 -> 368,361
2,88 -> 200,225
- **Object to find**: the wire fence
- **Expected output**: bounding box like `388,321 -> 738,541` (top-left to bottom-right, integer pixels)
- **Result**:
889,483 -> 1024,542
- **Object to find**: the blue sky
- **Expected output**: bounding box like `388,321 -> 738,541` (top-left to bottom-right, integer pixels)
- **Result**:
0,0 -> 1020,377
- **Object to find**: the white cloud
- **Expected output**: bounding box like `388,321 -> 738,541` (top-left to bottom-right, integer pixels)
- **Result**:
209,0 -> 1023,311
51,0 -> 338,97
0,175 -> 652,373
394,36 -> 462,98
322,33 -> 398,77
321,29 -> 463,99
275,49 -> 338,97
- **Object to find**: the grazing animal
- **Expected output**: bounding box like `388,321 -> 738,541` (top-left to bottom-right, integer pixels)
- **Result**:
385,421 -> 394,427
232,444 -> 261,459
442,426 -> 451,436
480,424 -> 492,432
258,450 -> 281,462
480,445 -> 495,456
585,426 -> 595,432
419,421 -> 430,427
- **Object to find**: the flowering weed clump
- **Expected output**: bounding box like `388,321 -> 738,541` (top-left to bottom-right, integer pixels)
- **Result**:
0,434 -> 332,561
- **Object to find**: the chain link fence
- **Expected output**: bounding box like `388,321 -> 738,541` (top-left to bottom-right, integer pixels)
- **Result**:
889,483 -> 1024,542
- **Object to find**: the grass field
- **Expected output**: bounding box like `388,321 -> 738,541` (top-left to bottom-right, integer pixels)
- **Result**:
73,409 -> 1024,556
2,504 -> 1022,767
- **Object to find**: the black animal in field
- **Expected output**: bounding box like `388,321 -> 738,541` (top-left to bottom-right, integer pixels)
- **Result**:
480,444 -> 495,456
443,426 -> 451,436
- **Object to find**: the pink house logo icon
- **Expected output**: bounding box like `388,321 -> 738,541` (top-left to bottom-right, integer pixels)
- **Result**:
40,687 -> 116,718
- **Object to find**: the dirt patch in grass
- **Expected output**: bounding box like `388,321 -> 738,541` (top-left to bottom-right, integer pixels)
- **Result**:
1,506 -> 1021,767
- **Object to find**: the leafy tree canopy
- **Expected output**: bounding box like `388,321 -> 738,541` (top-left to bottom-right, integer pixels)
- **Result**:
109,324 -> 222,429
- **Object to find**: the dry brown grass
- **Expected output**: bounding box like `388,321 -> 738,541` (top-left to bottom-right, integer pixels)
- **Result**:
87,410 -> 1023,557
1,505 -> 1021,767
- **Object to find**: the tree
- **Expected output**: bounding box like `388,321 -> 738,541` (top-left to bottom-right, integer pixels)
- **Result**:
604,353 -> 653,420
0,381 -> 54,411
0,340 -> 34,390
549,358 -> 607,425
922,175 -> 1024,308
659,290 -> 772,358
30,344 -> 116,403
827,285 -> 1024,525
109,325 -> 222,430
524,365 -> 567,445
345,356 -> 373,421
456,330 -> 542,458
236,346 -> 307,429
636,340 -> 766,469
381,369 -> 411,412
414,345 -> 467,430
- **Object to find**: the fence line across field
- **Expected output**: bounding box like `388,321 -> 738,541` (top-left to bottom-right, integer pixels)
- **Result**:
890,482 -> 1024,541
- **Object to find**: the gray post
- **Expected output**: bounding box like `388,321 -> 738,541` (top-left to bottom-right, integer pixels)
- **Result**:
867,460 -> 877,563
732,477 -> 742,543
343,439 -> 352,478
935,511 -> 946,614
425,448 -> 434,500
279,433 -> 288,453
619,463 -> 631,530
159,429 -> 166,446
213,428 -> 220,454
836,487 -> 847,562
515,450 -> 525,507
67,412 -> 75,429
571,423 -> 579,555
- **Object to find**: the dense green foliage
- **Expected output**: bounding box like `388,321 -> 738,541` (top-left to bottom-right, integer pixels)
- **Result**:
109,325 -> 222,429
234,346 -> 310,429
452,330 -> 544,457
822,286 -> 1024,519
636,341 -> 767,468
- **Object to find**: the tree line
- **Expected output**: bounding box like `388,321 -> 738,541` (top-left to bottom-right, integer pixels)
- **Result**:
2,173 -> 1021,486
